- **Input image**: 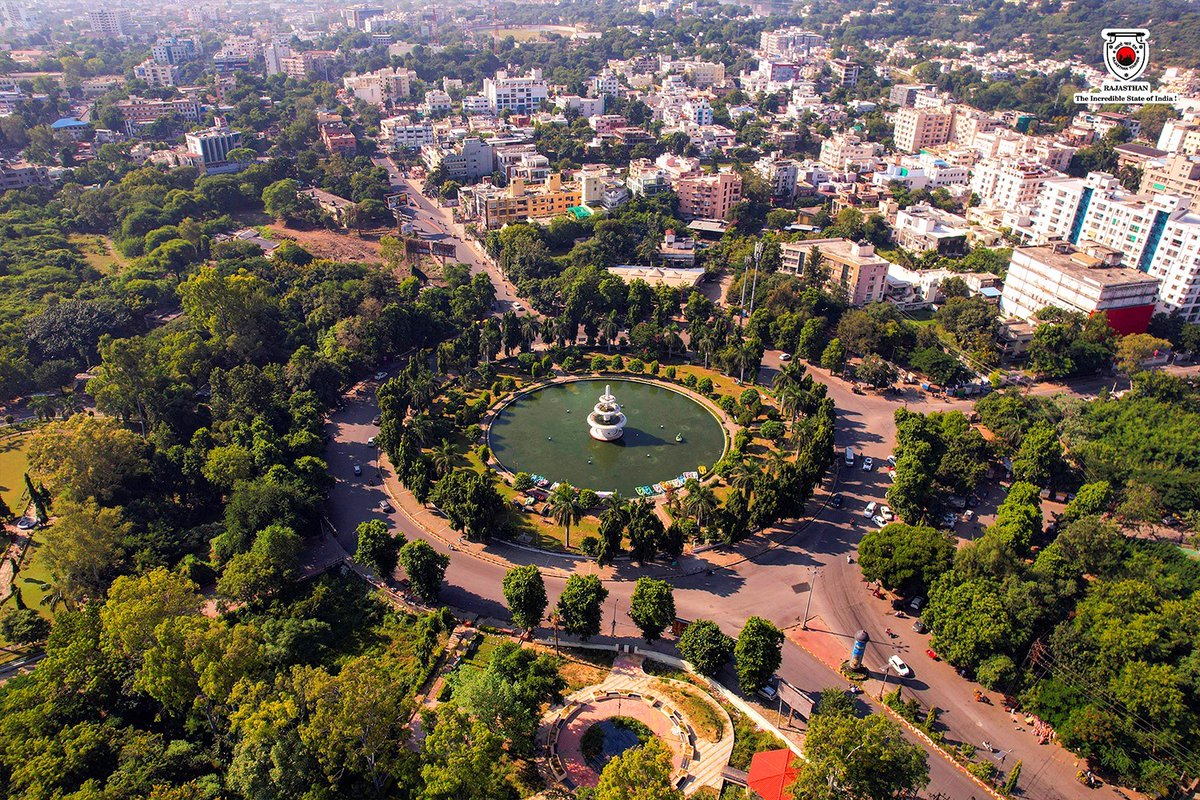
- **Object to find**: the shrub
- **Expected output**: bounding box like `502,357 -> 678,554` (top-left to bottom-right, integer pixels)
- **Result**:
579,535 -> 600,556
629,358 -> 645,373
591,355 -> 608,372
682,373 -> 697,388
664,366 -> 676,380
648,360 -> 660,375
513,472 -> 533,491
578,489 -> 599,509
697,376 -> 714,395
465,424 -> 482,441
976,654 -> 1016,690
562,356 -> 577,372
760,420 -> 785,441
611,355 -> 625,371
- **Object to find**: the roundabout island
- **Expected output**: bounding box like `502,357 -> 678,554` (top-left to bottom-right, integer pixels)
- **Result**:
487,378 -> 728,496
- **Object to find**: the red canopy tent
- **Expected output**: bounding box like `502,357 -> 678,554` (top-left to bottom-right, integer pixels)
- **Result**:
746,748 -> 798,800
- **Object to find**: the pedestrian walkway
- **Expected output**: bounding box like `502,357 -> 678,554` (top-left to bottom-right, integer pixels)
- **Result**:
540,652 -> 734,795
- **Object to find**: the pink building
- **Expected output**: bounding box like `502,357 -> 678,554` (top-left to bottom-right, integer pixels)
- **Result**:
676,170 -> 742,220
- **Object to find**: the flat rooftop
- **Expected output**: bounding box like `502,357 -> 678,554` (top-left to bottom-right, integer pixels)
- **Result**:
1015,245 -> 1160,287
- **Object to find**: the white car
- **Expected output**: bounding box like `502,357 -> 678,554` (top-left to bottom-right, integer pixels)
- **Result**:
880,506 -> 895,521
779,352 -> 792,361
367,436 -> 377,446
374,371 -> 388,380
862,457 -> 874,471
863,501 -> 878,518
888,654 -> 912,677
871,514 -> 888,528
513,302 -> 524,311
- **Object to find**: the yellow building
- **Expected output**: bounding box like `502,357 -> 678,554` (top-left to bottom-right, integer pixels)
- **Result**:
473,173 -> 582,229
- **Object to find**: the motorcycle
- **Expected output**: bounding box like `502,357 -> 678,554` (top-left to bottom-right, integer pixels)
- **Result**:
974,690 -> 992,704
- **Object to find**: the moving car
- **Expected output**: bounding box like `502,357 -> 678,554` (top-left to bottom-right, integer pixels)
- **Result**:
862,457 -> 874,471
888,655 -> 912,677
353,464 -> 362,476
378,500 -> 393,513
829,493 -> 844,508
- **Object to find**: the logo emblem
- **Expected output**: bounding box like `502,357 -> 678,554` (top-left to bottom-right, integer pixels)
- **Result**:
1102,29 -> 1149,82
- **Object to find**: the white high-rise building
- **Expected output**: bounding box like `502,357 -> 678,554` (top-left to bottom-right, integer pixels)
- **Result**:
483,69 -> 548,114
588,69 -> 621,98
88,8 -> 132,37
1029,172 -> 1200,320
970,160 -> 1051,210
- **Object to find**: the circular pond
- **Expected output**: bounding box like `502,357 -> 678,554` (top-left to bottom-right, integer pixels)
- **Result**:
487,379 -> 726,495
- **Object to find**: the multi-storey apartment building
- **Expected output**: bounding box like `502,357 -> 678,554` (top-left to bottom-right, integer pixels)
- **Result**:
464,173 -> 582,229
421,138 -> 495,182
342,67 -> 414,105
87,9 -> 131,37
380,115 -> 433,150
893,106 -> 953,153
970,160 -> 1051,210
184,118 -> 242,173
1000,242 -> 1160,333
1141,154 -> 1200,200
133,59 -> 178,87
819,133 -> 883,171
675,169 -> 742,220
1029,172 -> 1200,320
483,69 -> 548,114
781,239 -> 889,305
754,153 -> 800,200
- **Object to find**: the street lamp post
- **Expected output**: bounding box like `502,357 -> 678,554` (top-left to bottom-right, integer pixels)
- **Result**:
879,663 -> 891,700
801,568 -> 820,630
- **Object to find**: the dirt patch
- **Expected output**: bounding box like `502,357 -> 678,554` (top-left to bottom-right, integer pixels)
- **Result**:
267,223 -> 384,263
533,643 -> 614,692
654,680 -> 726,742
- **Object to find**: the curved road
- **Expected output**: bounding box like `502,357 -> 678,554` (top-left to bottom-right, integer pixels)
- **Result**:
331,166 -> 1124,800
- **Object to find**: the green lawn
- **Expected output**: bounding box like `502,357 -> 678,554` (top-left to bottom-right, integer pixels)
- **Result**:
68,234 -> 126,275
0,432 -> 31,516
0,536 -> 55,650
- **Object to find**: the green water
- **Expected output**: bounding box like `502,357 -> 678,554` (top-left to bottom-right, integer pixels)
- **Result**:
487,379 -> 726,494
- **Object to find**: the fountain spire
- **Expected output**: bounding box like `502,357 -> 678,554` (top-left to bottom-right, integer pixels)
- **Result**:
587,384 -> 627,441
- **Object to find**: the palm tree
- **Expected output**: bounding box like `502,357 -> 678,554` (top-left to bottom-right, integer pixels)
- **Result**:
695,327 -> 717,369
684,482 -> 719,529
432,439 -> 456,477
726,459 -> 757,498
406,413 -> 436,447
549,482 -> 584,550
663,324 -> 683,360
520,315 -> 541,352
479,325 -> 499,365
599,313 -> 619,353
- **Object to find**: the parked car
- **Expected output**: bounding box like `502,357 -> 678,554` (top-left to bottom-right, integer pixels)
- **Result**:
367,436 -> 377,446
886,454 -> 897,468
372,415 -> 381,425
862,457 -> 874,471
829,493 -> 844,508
374,371 -> 388,381
353,464 -> 362,476
779,352 -> 792,361
863,501 -> 878,518
909,596 -> 926,613
513,302 -> 524,311
871,514 -> 888,528
888,655 -> 912,677
912,619 -> 928,634
378,500 -> 393,513
880,505 -> 895,521
925,648 -> 939,661
756,677 -> 780,702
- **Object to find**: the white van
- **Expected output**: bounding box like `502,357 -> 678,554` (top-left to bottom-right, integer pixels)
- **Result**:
845,446 -> 855,466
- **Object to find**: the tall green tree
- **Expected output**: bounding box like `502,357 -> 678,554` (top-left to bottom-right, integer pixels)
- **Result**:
734,616 -> 783,693
501,564 -> 547,631
397,540 -> 450,604
629,577 -> 675,642
592,739 -> 683,800
555,574 -> 608,641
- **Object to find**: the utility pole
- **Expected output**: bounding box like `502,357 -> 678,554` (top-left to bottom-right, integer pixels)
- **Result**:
801,568 -> 820,630
738,257 -> 750,328
878,663 -> 891,700
611,597 -> 618,638
749,240 -> 763,317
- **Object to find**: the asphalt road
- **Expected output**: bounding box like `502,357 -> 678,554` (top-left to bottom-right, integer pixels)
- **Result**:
324,179 -> 1130,800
